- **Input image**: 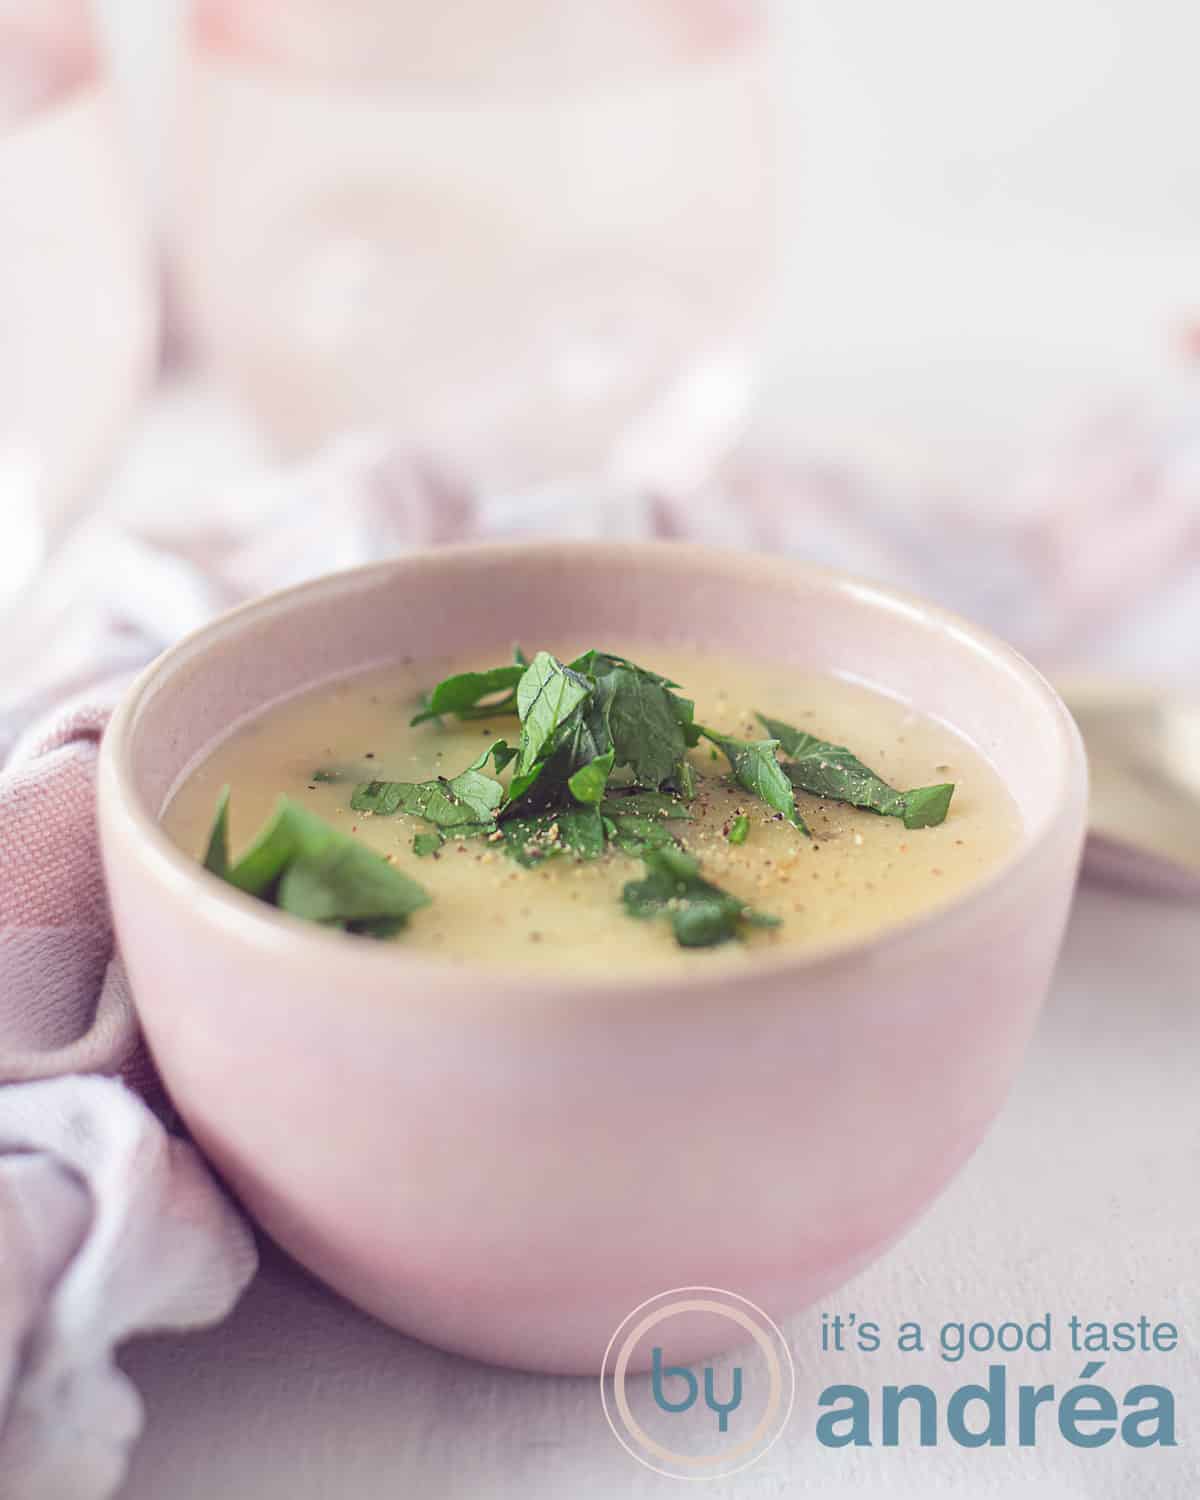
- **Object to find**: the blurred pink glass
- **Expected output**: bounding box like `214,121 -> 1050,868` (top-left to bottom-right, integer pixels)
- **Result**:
0,1 -> 157,604
172,0 -> 772,492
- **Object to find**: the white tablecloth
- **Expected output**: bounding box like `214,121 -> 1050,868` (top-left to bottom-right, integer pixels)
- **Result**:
116,881 -> 1200,1499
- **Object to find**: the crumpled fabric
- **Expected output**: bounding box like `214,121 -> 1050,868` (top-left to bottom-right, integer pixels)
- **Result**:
0,440 -> 488,1500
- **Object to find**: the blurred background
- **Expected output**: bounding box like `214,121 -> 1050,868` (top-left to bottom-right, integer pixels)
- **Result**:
2,0 -> 1199,673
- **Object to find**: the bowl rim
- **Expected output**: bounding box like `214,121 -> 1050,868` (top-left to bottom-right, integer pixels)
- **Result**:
98,539 -> 1089,1001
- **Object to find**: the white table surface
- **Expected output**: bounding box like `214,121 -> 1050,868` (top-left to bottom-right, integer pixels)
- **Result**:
116,880 -> 1200,1500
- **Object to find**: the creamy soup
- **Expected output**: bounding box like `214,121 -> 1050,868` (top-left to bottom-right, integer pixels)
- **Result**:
163,644 -> 1022,973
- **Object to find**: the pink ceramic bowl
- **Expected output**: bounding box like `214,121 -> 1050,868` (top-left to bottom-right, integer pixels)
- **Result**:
98,542 -> 1087,1374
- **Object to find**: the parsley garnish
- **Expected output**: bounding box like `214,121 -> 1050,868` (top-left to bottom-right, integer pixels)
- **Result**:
699,727 -> 810,835
499,808 -> 608,867
599,790 -> 694,820
288,648 -> 964,949
349,740 -> 513,831
566,749 -> 615,806
409,645 -> 529,726
509,652 -> 594,801
622,846 -> 779,948
588,654 -> 699,793
758,714 -> 954,829
387,650 -> 706,853
202,789 -> 428,938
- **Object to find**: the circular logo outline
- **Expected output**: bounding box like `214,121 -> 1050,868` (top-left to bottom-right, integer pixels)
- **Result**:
600,1285 -> 796,1481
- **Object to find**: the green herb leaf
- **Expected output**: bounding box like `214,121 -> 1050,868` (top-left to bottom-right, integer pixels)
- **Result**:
350,740 -> 508,830
349,780 -> 496,828
899,782 -> 956,829
524,693 -> 612,808
203,786 -> 231,878
348,915 -> 411,940
673,758 -> 698,799
567,749 -> 615,806
622,846 -> 779,948
410,663 -> 526,727
700,728 -> 810,835
310,768 -> 345,784
603,814 -> 680,856
277,844 -> 426,929
591,657 -> 698,792
486,740 -> 519,774
500,654 -> 604,812
201,794 -> 429,938
412,831 -> 443,857
219,797 -> 333,897
579,652 -> 683,688
758,713 -> 955,829
597,786 -> 692,854
413,649 -> 703,827
728,813 -> 750,845
514,652 -> 592,775
499,808 -> 607,866
598,790 -> 693,820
